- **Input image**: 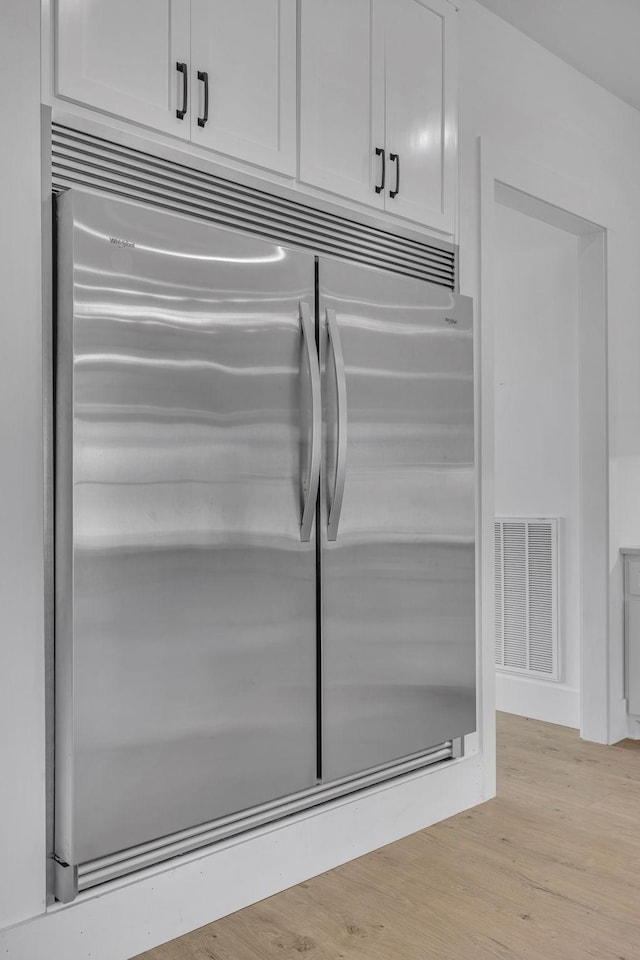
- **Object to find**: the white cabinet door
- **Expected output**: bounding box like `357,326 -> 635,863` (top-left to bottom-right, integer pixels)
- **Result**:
190,0 -> 297,176
299,0 -> 385,208
382,0 -> 456,233
56,0 -> 191,139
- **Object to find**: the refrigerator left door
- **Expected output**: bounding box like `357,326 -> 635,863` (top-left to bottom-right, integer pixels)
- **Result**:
55,190 -> 318,871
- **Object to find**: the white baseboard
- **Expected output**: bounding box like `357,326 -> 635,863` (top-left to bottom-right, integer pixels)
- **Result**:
0,754 -> 487,960
496,672 -> 580,728
626,715 -> 640,740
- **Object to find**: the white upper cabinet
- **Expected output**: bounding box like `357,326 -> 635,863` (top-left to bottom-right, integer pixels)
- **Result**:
299,0 -> 457,234
55,0 -> 457,229
56,0 -> 192,139
299,0 -> 385,208
382,0 -> 456,232
55,0 -> 296,174
189,0 -> 297,175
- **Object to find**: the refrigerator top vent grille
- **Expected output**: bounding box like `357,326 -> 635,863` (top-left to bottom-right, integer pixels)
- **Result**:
51,123 -> 456,289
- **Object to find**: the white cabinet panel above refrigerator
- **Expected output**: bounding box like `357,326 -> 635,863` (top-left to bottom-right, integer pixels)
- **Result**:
299,0 -> 458,234
56,0 -> 191,138
189,0 -> 297,174
299,0 -> 385,207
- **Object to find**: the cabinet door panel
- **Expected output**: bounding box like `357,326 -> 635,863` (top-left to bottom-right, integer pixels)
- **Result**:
190,0 -> 297,175
383,0 -> 455,232
299,0 -> 384,208
56,0 -> 191,138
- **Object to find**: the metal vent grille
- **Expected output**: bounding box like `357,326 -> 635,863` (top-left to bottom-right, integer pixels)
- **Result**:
495,518 -> 559,680
51,123 -> 456,288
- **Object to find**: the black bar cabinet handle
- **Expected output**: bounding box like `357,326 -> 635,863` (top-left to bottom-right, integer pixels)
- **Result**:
389,152 -> 400,198
176,62 -> 187,119
197,70 -> 209,128
374,147 -> 385,194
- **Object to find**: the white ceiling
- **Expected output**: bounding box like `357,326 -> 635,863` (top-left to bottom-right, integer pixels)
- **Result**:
474,0 -> 640,113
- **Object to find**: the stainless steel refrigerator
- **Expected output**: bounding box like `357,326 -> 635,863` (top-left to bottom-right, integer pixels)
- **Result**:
54,188 -> 475,897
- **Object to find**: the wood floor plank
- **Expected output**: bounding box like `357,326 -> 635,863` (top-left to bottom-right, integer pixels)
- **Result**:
134,714 -> 640,960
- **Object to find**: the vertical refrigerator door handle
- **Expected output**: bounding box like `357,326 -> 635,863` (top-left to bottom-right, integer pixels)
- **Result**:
300,301 -> 321,542
326,308 -> 347,541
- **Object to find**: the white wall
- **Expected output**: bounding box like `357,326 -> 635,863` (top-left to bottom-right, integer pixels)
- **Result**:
493,202 -> 581,726
457,0 -> 640,744
0,0 -> 47,931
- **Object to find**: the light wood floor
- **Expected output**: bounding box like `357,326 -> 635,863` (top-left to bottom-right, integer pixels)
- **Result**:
135,714 -> 640,960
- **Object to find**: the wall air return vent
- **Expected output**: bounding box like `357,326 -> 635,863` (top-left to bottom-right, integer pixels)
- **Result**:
495,518 -> 559,681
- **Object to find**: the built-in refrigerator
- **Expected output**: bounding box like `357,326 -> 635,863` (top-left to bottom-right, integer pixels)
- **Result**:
54,188 -> 475,900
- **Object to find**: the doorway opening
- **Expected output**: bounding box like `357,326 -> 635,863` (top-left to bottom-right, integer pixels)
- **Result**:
485,178 -> 607,743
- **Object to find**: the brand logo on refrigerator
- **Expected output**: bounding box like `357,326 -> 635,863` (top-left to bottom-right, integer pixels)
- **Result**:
109,236 -> 135,249
444,316 -> 458,326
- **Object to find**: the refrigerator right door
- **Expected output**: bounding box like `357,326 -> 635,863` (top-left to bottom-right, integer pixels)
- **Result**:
319,258 -> 476,782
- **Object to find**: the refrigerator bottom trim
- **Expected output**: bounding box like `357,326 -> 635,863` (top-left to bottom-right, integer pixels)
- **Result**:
70,740 -> 457,897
